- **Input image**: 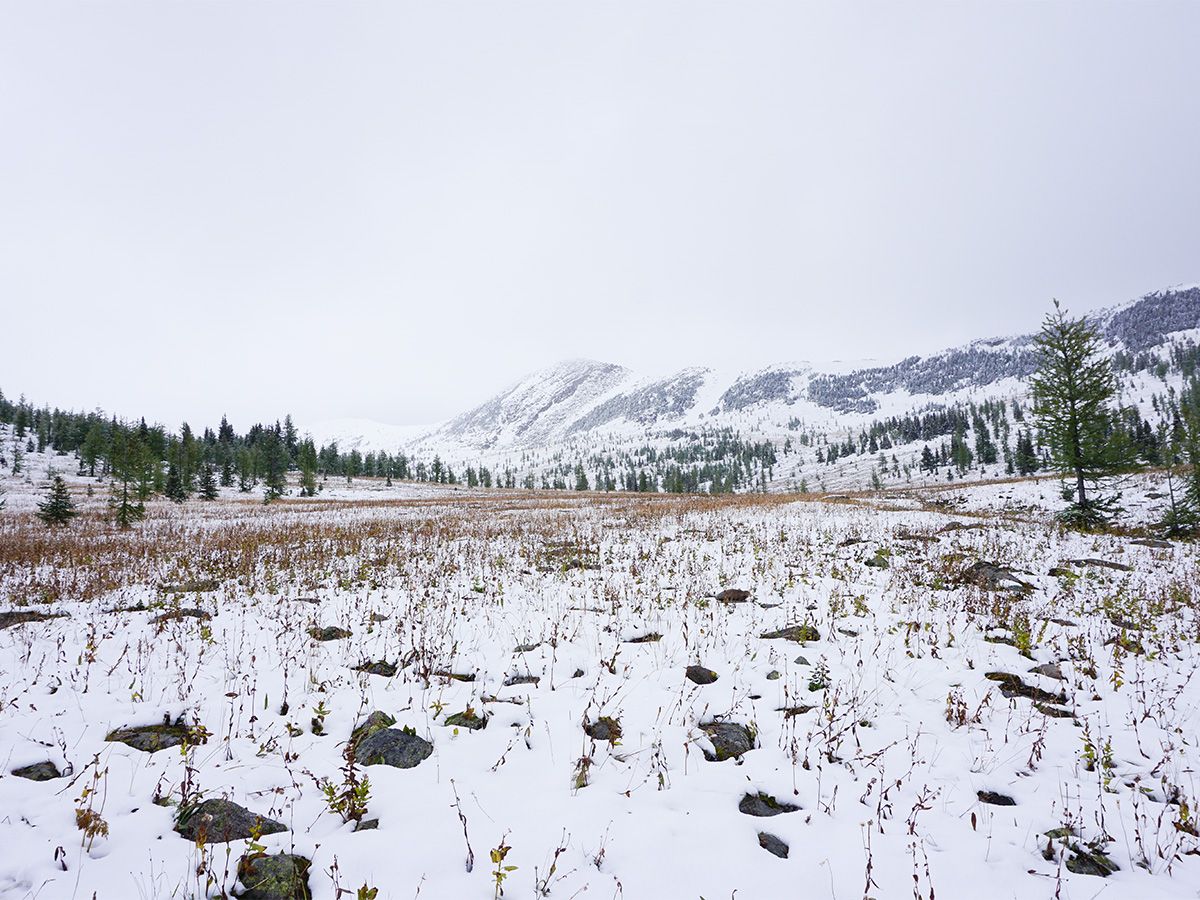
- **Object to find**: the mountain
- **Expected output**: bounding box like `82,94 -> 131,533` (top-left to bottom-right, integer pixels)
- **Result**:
311,284 -> 1200,489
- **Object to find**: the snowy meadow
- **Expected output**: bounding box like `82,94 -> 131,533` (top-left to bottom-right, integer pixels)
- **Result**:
1,480 -> 1199,900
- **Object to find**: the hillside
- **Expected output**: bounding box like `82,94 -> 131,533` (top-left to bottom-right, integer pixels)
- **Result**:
312,285 -> 1200,492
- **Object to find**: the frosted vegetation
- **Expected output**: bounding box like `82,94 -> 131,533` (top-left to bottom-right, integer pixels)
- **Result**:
1,472 -> 1199,899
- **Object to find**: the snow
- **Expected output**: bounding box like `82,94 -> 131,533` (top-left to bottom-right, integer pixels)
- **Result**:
2,457 -> 1199,899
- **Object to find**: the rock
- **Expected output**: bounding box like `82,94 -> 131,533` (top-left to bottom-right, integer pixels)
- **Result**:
0,610 -> 66,631
864,553 -> 889,569
959,561 -> 1033,592
686,665 -> 718,685
1067,558 -> 1132,572
984,672 -> 1066,705
977,790 -> 1016,806
175,799 -> 286,843
514,642 -> 541,653
350,711 -> 396,747
503,674 -> 540,687
777,705 -> 815,718
238,852 -> 311,899
571,668 -> 585,678
584,717 -> 622,742
308,626 -> 351,641
699,722 -> 754,761
1066,846 -> 1119,877
433,670 -> 476,683
161,578 -> 220,594
107,722 -> 198,753
12,761 -> 62,781
794,656 -> 810,666
1029,662 -> 1065,680
353,660 -> 398,677
766,670 -> 782,680
757,832 -> 789,858
739,792 -> 800,817
625,632 -> 662,643
353,818 -> 379,832
444,709 -> 488,731
938,521 -> 984,533
1034,702 -> 1075,719
1130,538 -> 1171,549
761,624 -> 820,643
716,589 -> 751,603
356,728 -> 433,769
152,608 -> 211,624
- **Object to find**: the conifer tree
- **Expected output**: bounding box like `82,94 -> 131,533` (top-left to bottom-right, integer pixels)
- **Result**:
37,473 -> 77,527
197,464 -> 219,500
108,427 -> 146,528
164,460 -> 187,503
1030,301 -> 1125,528
261,427 -> 288,502
1014,430 -> 1039,476
298,440 -> 318,497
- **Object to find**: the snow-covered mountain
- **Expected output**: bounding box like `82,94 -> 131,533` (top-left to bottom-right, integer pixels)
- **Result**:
311,284 -> 1200,478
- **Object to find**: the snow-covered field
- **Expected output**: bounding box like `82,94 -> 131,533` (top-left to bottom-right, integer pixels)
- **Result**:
1,469 -> 1199,900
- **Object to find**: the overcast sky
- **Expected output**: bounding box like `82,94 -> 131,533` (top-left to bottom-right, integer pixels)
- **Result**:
1,2 -> 1197,431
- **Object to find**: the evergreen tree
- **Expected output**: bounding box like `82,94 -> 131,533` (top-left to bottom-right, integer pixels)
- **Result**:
298,440 -> 318,497
1030,301 -> 1125,528
261,427 -> 288,502
197,463 -> 219,500
1014,430 -> 1039,476
37,473 -> 77,527
919,445 -> 937,473
164,460 -> 187,502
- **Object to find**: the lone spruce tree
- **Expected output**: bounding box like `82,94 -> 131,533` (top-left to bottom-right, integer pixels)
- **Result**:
1030,300 -> 1123,528
108,427 -> 146,528
197,464 -> 219,501
37,473 -> 77,527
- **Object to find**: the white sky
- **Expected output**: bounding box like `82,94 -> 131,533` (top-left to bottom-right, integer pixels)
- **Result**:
1,2 -> 1198,431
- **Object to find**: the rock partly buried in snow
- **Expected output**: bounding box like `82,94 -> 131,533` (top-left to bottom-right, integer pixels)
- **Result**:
624,632 -> 662,643
757,832 -> 789,858
356,728 -> 433,769
175,799 -> 286,843
1130,538 -> 1171,549
1067,558 -> 1133,572
984,672 -> 1066,705
1029,662 -> 1065,680
308,625 -> 352,641
1066,846 -> 1119,877
686,665 -> 719,685
504,674 -> 540,687
12,761 -> 62,781
739,792 -> 800,817
761,624 -> 820,643
107,722 -> 199,753
0,610 -> 66,631
444,709 -> 488,730
353,660 -> 398,677
959,561 -> 1033,592
584,717 -> 622,742
350,711 -> 396,747
937,521 -> 985,533
977,790 -> 1016,806
238,852 -> 311,899
716,588 -> 751,603
152,608 -> 212,624
161,578 -> 220,594
699,722 -> 755,761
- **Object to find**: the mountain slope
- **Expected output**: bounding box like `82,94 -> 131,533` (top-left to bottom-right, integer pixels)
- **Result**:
312,285 -> 1200,486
